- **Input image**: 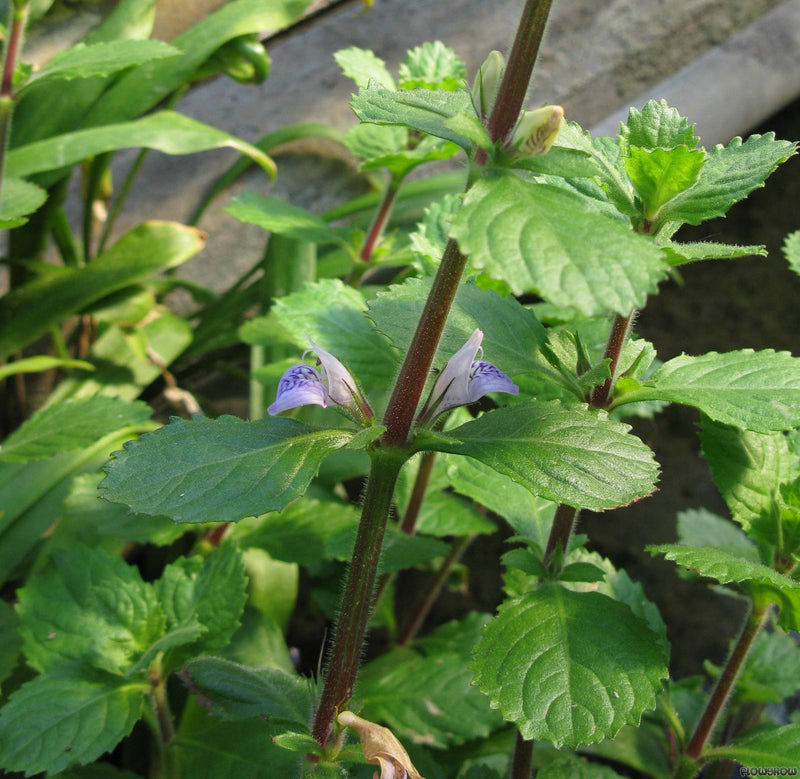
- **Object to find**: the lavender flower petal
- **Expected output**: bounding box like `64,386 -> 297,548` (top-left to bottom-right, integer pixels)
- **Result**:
468,360 -> 519,402
267,364 -> 328,416
430,328 -> 484,413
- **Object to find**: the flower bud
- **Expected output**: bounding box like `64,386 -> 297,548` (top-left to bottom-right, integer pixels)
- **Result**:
510,105 -> 564,157
471,51 -> 505,120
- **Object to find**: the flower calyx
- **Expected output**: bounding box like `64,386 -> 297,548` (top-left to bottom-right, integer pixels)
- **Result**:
471,50 -> 505,121
417,328 -> 518,425
268,337 -> 374,425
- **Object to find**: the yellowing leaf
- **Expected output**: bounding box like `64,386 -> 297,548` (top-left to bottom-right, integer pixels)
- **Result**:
338,711 -> 424,779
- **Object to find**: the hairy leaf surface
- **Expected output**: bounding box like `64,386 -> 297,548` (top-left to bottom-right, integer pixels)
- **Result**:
0,397 -> 150,462
0,222 -> 203,361
417,401 -> 658,510
352,84 -> 475,148
450,175 -> 666,314
699,419 -> 792,526
16,546 -> 165,674
660,134 -> 796,225
100,416 -> 359,523
705,724 -> 800,767
181,656 -> 312,725
472,584 -> 668,747
614,350 -> 800,432
0,669 -> 147,776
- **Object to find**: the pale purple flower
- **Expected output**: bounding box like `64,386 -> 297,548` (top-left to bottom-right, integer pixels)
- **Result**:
267,338 -> 373,422
419,328 -> 518,422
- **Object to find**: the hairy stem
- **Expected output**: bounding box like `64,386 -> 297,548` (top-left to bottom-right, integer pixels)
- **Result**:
312,452 -> 404,746
398,535 -> 473,646
477,0 -> 553,166
312,0 -> 555,751
684,603 -> 771,760
590,310 -> 635,407
382,0 -> 552,447
509,732 -> 534,779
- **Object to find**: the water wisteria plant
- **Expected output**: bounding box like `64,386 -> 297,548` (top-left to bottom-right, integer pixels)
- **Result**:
1,0 -> 800,777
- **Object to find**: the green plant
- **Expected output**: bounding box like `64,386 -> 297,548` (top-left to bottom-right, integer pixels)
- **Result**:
2,1 -> 800,777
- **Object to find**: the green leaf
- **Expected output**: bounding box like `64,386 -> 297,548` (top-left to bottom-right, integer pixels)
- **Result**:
472,583 -> 668,747
416,401 -> 659,511
243,279 -> 398,401
537,754 -> 625,778
48,311 -> 192,404
175,699 -> 303,779
16,545 -> 166,675
660,134 -> 797,226
623,145 -> 706,220
660,240 -> 766,266
0,600 -> 21,693
727,629 -> 800,704
10,0 -> 160,147
0,222 -> 203,362
676,508 -> 759,561
398,41 -> 466,90
368,277 -> 546,380
0,397 -> 151,462
53,763 -> 145,779
346,123 -> 408,161
349,125 -> 460,176
619,100 -> 698,153
180,656 -> 312,726
156,544 -> 248,657
79,0 -> 312,127
229,497 -> 359,565
450,174 -> 667,315
351,84 -> 475,149
699,418 -> 792,527
705,723 -> 800,767
555,122 -> 636,217
6,110 -> 276,180
271,731 -> 323,755
444,112 -> 492,151
0,177 -> 47,224
355,615 -> 502,748
334,46 -> 395,89
100,415 -> 359,523
783,230 -> 800,276
444,455 -> 555,549
408,193 -> 462,273
328,525 -> 450,576
0,425 -> 149,587
225,191 -> 345,245
0,668 -> 147,776
409,489 -> 495,537
20,40 -> 179,93
0,355 -> 94,381
509,146 -> 600,178
647,544 -> 800,627
613,350 -> 800,432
